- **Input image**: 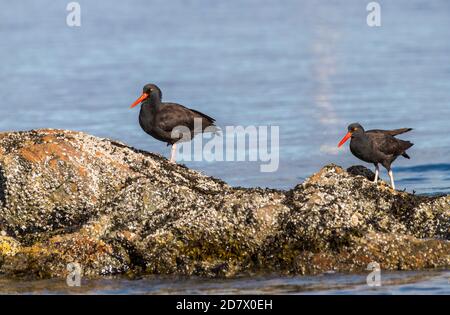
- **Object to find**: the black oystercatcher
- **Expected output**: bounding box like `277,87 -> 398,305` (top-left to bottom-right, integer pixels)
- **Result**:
130,83 -> 217,162
337,123 -> 414,189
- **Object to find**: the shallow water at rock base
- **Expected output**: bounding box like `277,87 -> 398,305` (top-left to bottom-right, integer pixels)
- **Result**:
0,271 -> 448,295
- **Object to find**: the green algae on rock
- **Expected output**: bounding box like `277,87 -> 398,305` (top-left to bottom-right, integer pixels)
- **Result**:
0,129 -> 448,279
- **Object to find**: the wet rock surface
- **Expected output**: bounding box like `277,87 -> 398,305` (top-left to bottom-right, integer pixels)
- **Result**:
0,129 -> 448,279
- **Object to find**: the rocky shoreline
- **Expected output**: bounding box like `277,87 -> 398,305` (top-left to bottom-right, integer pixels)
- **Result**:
0,129 -> 448,279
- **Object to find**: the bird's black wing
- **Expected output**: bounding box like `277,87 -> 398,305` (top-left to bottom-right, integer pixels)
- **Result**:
157,103 -> 197,132
367,128 -> 413,136
188,108 -> 216,124
368,133 -> 413,156
156,103 -> 217,140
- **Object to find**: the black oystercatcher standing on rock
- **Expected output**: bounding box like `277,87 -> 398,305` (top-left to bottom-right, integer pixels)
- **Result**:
130,83 -> 217,163
337,123 -> 414,190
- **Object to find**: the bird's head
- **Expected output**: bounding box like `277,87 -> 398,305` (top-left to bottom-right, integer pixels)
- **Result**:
338,123 -> 364,147
130,83 -> 162,109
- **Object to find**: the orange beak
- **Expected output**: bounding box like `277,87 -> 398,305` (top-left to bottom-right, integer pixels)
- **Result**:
338,132 -> 352,148
130,93 -> 149,109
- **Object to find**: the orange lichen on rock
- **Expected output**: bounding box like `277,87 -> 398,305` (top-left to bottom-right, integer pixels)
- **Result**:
19,141 -> 80,164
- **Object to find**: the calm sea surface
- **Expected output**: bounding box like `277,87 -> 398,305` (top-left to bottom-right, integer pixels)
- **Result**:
0,0 -> 449,294
0,271 -> 449,295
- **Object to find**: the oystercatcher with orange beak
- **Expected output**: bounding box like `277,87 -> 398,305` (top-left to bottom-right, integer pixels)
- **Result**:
130,83 -> 217,163
338,123 -> 414,190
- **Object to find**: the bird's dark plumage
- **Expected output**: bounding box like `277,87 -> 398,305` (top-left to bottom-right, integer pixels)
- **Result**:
338,123 -> 414,189
134,84 -> 217,145
366,128 -> 413,136
345,123 -> 413,168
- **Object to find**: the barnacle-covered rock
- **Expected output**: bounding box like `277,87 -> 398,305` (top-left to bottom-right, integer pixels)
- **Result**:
0,129 -> 448,279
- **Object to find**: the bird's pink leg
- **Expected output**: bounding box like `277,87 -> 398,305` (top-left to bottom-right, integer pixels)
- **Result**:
374,164 -> 379,183
388,170 -> 396,190
170,143 -> 177,163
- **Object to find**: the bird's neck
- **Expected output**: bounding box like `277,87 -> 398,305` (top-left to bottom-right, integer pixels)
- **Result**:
352,132 -> 369,144
141,94 -> 161,112
149,92 -> 162,105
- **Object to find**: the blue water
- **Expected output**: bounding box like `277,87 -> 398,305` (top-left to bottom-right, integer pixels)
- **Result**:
0,0 -> 449,193
0,271 -> 449,295
0,0 -> 449,294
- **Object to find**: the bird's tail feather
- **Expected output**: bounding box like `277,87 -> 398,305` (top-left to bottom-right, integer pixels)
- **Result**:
401,141 -> 414,159
387,128 -> 413,136
194,124 -> 221,136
